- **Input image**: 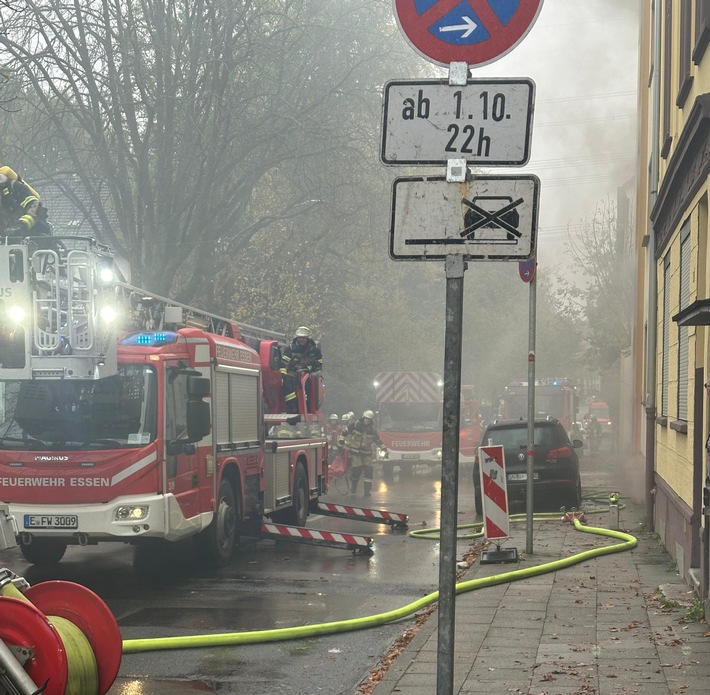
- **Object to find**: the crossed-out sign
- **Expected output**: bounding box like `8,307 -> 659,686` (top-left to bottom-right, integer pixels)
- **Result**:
394,0 -> 545,67
389,174 -> 539,261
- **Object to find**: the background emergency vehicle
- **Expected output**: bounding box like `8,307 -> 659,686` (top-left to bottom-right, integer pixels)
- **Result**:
373,372 -> 482,475
501,378 -> 580,442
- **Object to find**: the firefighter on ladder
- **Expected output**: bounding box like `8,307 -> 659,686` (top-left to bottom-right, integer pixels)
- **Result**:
339,410 -> 388,498
280,326 -> 323,414
0,166 -> 51,237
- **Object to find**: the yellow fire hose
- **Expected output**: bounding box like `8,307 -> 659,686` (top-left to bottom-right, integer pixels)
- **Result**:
122,515 -> 637,654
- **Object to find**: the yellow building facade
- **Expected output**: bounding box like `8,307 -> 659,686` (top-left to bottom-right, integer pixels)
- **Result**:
634,0 -> 710,607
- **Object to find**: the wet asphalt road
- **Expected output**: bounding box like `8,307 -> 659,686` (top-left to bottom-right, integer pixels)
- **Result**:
0,465 -> 480,695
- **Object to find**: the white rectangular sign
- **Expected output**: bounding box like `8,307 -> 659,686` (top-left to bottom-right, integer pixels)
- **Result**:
389,175 -> 540,261
381,78 -> 535,166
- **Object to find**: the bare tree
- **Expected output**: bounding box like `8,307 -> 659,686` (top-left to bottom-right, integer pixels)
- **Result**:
551,199 -> 634,372
0,0 -> 412,299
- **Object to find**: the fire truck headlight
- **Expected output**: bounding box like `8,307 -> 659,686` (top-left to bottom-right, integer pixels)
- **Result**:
100,305 -> 118,324
115,505 -> 148,521
98,265 -> 116,285
436,449 -> 442,460
7,305 -> 26,324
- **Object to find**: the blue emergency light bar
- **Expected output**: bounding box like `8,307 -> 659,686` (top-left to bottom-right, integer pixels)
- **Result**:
119,331 -> 179,347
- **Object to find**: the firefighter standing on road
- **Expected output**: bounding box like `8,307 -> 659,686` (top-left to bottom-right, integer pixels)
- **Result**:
339,410 -> 387,498
325,413 -> 341,451
280,326 -> 323,414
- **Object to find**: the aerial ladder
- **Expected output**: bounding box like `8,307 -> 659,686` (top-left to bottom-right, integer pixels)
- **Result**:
0,235 -> 284,382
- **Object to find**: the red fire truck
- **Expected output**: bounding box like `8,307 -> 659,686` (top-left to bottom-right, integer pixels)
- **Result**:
373,372 -> 481,473
0,236 -> 332,567
501,378 -> 579,439
374,371 -> 443,474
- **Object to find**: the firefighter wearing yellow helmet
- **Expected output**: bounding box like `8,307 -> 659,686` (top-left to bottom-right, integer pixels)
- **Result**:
338,409 -> 387,498
0,166 -> 51,236
279,326 -> 323,414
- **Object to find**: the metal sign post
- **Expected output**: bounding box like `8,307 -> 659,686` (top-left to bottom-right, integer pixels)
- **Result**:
526,271 -> 537,555
437,254 -> 465,695
386,4 -> 544,690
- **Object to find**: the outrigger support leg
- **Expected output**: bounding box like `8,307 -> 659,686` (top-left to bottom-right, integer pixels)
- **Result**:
310,500 -> 409,530
246,521 -> 375,555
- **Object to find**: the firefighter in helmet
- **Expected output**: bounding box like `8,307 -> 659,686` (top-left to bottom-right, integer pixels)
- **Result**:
280,326 -> 323,414
0,166 -> 51,237
325,413 -> 341,451
339,409 -> 387,498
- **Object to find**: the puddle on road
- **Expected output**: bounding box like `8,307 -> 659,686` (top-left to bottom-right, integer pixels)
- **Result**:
110,679 -> 215,694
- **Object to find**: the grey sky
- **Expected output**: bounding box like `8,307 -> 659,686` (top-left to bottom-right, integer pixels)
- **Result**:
415,0 -> 640,267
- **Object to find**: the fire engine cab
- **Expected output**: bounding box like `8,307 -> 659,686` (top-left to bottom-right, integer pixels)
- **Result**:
0,236 -> 331,567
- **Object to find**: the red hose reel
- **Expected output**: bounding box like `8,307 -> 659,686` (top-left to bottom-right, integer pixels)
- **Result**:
0,576 -> 122,695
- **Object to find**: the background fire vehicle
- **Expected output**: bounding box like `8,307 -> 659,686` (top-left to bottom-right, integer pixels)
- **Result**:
458,384 -> 483,464
373,372 -> 481,475
583,400 -> 612,435
374,371 -> 443,475
501,378 -> 580,441
0,236 -> 328,568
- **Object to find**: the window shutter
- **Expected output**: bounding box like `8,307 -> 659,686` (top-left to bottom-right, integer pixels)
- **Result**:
678,229 -> 691,420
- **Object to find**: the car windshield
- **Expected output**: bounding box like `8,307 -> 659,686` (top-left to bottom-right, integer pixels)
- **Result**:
485,425 -> 558,450
0,365 -> 157,450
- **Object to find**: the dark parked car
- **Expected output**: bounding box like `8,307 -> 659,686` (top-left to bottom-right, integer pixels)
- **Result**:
473,417 -> 583,514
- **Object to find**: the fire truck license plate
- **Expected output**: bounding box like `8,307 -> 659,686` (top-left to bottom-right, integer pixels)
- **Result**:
24,515 -> 78,529
402,454 -> 420,459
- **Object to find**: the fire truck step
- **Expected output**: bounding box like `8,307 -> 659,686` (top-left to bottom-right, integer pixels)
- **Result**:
248,522 -> 375,555
310,501 -> 409,530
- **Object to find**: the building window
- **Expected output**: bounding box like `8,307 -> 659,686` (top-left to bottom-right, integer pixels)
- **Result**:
694,0 -> 710,63
678,0 -> 693,106
677,223 -> 691,420
661,0 -> 673,157
662,253 -> 671,417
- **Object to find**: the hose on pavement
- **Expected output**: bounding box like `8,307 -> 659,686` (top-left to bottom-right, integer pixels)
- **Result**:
121,516 -> 637,654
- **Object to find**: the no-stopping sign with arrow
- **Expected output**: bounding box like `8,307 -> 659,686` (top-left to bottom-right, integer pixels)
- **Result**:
393,0 -> 544,68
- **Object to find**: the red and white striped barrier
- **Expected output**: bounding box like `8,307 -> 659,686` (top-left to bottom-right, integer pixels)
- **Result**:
478,445 -> 511,542
258,522 -> 374,553
312,501 -> 409,527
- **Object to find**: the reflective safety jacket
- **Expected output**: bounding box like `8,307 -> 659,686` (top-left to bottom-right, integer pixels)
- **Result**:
0,176 -> 43,234
340,418 -> 384,455
280,338 -> 323,376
